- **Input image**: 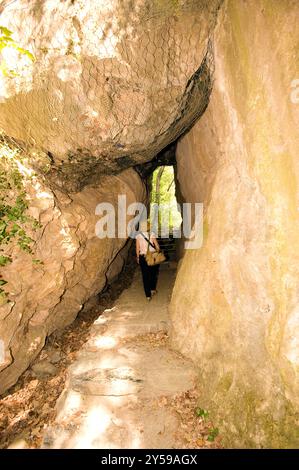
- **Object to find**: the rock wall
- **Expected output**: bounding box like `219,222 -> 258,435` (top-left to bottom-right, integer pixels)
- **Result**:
0,168 -> 145,394
0,0 -> 221,191
170,0 -> 299,448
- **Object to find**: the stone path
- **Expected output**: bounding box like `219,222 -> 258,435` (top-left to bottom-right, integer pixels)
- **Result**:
42,263 -> 197,449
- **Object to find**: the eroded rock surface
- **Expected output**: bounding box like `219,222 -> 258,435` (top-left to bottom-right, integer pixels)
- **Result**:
170,0 -> 299,448
0,168 -> 145,394
0,0 -> 221,191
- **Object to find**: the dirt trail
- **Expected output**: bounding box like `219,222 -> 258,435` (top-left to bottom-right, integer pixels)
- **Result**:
1,262 -> 221,449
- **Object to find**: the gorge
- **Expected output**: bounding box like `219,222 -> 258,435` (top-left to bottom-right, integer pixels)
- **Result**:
0,0 -> 298,448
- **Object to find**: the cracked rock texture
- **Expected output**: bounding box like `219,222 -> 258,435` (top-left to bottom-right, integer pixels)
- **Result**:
170,0 -> 299,448
0,0 -> 220,191
0,168 -> 145,394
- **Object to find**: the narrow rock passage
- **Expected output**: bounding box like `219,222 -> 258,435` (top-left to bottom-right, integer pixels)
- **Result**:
42,263 -> 198,449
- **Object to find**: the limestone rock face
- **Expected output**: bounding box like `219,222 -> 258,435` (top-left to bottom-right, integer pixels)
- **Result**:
0,168 -> 145,394
0,0 -> 220,190
170,0 -> 299,448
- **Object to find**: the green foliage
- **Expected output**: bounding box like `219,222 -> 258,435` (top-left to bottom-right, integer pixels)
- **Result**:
0,26 -> 36,302
0,25 -> 35,77
195,407 -> 209,419
195,407 -> 220,442
207,427 -> 219,442
150,166 -> 182,230
0,192 -> 35,253
0,255 -> 11,266
0,140 -> 41,302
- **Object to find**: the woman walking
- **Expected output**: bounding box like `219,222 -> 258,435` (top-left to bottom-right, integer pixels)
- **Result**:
136,221 -> 160,301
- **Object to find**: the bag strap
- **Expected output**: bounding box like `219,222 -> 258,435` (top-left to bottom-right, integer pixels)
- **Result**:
139,231 -> 156,250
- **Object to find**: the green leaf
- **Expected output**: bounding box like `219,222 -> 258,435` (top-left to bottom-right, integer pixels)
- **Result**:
0,279 -> 7,286
0,114 -> 43,298
207,428 -> 219,442
195,408 -> 209,418
0,36 -> 14,45
11,43 -> 35,62
0,255 -> 11,266
23,49 -> 35,62
0,26 -> 13,36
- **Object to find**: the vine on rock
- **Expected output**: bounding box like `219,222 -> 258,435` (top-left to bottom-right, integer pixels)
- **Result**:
0,138 -> 42,304
0,25 -> 34,77
0,26 -> 38,303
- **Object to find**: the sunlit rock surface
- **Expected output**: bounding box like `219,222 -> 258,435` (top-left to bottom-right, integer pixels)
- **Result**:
0,0 -> 220,191
170,0 -> 299,448
0,168 -> 145,394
